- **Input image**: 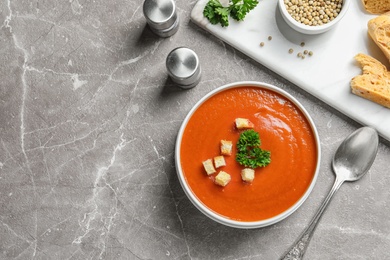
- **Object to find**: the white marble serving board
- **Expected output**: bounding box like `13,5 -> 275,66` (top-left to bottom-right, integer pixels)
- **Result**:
191,0 -> 390,141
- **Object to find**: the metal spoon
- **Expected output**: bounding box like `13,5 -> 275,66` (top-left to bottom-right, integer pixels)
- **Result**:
280,126 -> 379,260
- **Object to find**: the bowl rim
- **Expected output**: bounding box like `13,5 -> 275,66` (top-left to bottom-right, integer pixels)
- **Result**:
278,0 -> 351,34
175,81 -> 321,229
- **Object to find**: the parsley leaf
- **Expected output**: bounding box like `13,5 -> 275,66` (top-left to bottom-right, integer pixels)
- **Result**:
203,0 -> 230,27
236,129 -> 271,168
230,0 -> 259,21
203,0 -> 259,27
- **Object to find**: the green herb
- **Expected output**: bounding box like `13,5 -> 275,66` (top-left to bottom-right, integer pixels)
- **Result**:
203,0 -> 230,27
203,0 -> 259,27
230,0 -> 258,21
236,129 -> 271,168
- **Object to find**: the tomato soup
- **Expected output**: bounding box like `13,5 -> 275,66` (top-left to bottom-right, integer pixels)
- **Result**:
179,85 -> 318,222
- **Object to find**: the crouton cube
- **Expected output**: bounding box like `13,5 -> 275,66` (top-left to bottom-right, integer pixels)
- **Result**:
235,118 -> 254,129
220,140 -> 232,156
214,155 -> 226,168
241,168 -> 255,183
202,159 -> 216,175
215,171 -> 231,187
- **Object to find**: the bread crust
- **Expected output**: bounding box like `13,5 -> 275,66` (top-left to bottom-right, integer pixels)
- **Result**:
351,53 -> 390,108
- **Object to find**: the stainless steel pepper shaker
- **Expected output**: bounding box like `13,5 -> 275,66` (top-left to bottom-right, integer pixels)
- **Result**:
143,0 -> 179,37
166,47 -> 201,89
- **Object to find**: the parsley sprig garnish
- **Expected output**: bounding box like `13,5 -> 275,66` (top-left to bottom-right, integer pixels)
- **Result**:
203,0 -> 259,27
236,129 -> 271,168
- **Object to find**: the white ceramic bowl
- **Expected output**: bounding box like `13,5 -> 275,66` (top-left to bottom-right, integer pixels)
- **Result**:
175,81 -> 321,229
278,0 -> 350,35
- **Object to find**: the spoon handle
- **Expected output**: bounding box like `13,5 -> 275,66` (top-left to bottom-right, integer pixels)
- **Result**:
280,176 -> 345,260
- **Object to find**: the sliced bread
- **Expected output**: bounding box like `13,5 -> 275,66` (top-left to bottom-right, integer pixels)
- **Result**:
368,12 -> 390,62
351,53 -> 390,108
362,0 -> 390,14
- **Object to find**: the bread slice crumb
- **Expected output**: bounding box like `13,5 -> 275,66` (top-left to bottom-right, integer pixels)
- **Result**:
351,53 -> 390,108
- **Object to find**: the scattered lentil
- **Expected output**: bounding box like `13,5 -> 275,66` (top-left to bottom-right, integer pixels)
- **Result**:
268,36 -> 272,40
284,0 -> 343,26
297,52 -> 303,58
308,50 -> 313,56
289,48 -> 294,54
304,50 -> 308,55
260,42 -> 265,47
300,42 -> 305,47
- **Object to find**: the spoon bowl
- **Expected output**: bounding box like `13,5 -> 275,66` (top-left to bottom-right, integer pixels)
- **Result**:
281,127 -> 379,260
333,127 -> 379,182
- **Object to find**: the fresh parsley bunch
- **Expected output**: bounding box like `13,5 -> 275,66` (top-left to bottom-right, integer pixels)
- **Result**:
203,0 -> 259,27
236,129 -> 271,168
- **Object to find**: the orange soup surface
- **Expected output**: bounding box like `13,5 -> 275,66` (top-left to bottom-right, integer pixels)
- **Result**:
180,86 -> 318,222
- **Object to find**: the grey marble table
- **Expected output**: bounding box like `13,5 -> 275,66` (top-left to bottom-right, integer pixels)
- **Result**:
1,0 -> 390,259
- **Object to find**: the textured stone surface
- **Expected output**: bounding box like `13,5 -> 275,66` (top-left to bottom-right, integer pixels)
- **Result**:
1,0 -> 390,259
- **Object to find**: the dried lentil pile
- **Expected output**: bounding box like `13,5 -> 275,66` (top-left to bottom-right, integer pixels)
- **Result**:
284,0 -> 343,26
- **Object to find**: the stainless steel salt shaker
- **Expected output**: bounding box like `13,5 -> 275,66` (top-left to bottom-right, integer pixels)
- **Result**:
143,0 -> 179,37
166,47 -> 201,89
